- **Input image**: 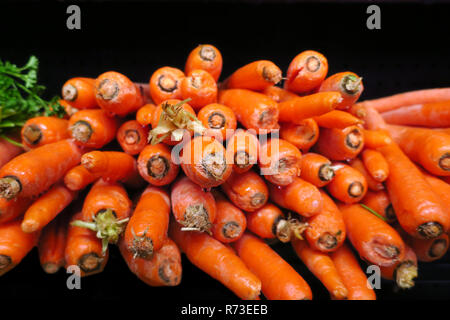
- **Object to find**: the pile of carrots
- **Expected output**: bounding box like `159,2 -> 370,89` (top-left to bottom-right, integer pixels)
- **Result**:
1,44 -> 450,300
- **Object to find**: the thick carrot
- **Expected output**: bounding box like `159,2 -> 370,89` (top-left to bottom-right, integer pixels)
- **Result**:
318,72 -> 364,110
117,120 -> 149,155
262,85 -> 299,103
285,50 -> 328,94
21,184 -> 76,233
171,176 -> 216,234
38,214 -> 68,274
0,197 -> 32,224
326,163 -> 368,204
381,101 -> 450,128
407,233 -> 449,262
221,170 -> 269,212
313,110 -> 363,129
225,129 -> 259,174
180,69 -> 217,110
0,139 -> 82,200
218,89 -> 279,132
223,60 -> 282,91
268,177 -> 322,217
0,218 -> 40,276
314,125 -> 364,161
62,77 -> 97,110
124,186 -> 170,259
379,245 -> 418,289
170,221 -> 261,299
180,135 -> 232,189
362,190 -> 396,224
185,44 -> 222,82
278,92 -> 342,124
95,71 -> 144,116
149,67 -> 185,105
304,190 -> 346,252
21,117 -> 69,149
0,134 -> 23,169
330,244 -> 376,300
136,103 -> 157,127
258,138 -> 302,186
291,239 -> 348,300
64,165 -> 100,191
279,119 -> 319,153
198,103 -> 237,141
421,169 -> 450,220
69,109 -> 119,149
361,149 -> 389,182
300,152 -> 335,187
338,203 -> 406,267
362,129 -> 393,149
349,158 -> 384,192
119,236 -> 182,287
233,232 -> 312,300
137,144 -> 179,186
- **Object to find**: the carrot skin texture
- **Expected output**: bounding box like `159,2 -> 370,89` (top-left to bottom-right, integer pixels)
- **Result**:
62,77 -> 97,110
381,101 -> 450,127
326,163 -> 368,204
0,197 -> 32,224
313,110 -> 363,129
211,193 -> 247,243
262,85 -> 299,102
185,44 -> 223,82
245,203 -> 284,239
64,165 -> 100,191
362,190 -> 396,224
136,103 -> 156,127
300,153 -> 335,187
407,233 -> 449,262
279,119 -> 319,153
349,158 -> 384,192
362,129 -> 393,149
38,214 -> 68,274
314,125 -> 364,161
21,117 -> 70,149
223,60 -> 282,91
180,69 -> 218,110
361,149 -> 389,182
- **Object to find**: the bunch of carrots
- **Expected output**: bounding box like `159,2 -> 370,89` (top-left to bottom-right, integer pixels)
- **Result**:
1,44 -> 450,300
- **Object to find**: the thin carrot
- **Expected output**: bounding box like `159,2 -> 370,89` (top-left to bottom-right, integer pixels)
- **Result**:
62,77 -> 97,110
69,109 -> 119,149
180,69 -> 217,110
59,99 -> 78,117
170,221 -> 261,300
171,176 -> 216,234
198,103 -> 237,141
0,197 -> 32,224
38,214 -> 68,274
326,163 -> 368,204
313,110 -> 363,129
0,134 -> 23,169
361,149 -> 389,182
362,190 -> 396,224
149,67 -> 185,105
314,125 -> 364,161
64,165 -> 100,191
225,129 -> 259,174
233,232 -> 312,300
291,239 -> 348,300
21,184 -> 76,233
300,152 -> 335,187
379,245 -> 418,289
21,117 -> 69,149
185,44 -> 223,82
381,101 -> 450,128
279,119 -> 319,153
218,89 -> 279,132
0,139 -> 82,200
338,202 -> 405,267
268,177 -> 322,217
262,85 -> 299,102
137,143 -> 179,186
318,72 -> 364,110
95,71 -> 144,116
223,60 -> 282,91
330,243 -> 376,300
221,170 -> 269,212
362,129 -> 393,149
348,103 -> 367,119
136,103 -> 157,126
285,50 -> 328,94
349,158 -> 384,192
117,120 -> 149,156
258,138 -> 302,186
407,233 -> 449,262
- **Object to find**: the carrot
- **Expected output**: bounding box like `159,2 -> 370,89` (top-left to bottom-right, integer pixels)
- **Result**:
386,124 -> 450,176
278,92 -> 342,124
338,203 -> 406,267
326,163 -> 368,204
291,239 -> 348,299
379,245 -> 418,289
119,236 -> 182,287
262,85 -> 299,103
421,170 -> 450,220
300,152 -> 335,187
245,202 -> 307,243
38,214 -> 68,274
305,190 -> 346,252
269,177 -> 322,217
185,44 -> 223,82
362,129 -> 393,149
65,211 -> 108,277
0,134 -> 23,169
180,69 -> 217,110
225,129 -> 259,174
355,88 -> 450,113
221,170 -> 269,212
95,71 -> 144,116
0,139 -> 82,200
0,218 -> 40,276
136,103 -> 157,127
318,72 -> 364,110
124,186 -> 170,259
233,232 -> 312,300
180,135 -> 232,189
21,117 -> 69,149
117,120 -> 149,155
258,138 -> 302,186
149,67 -> 185,105
381,101 -> 450,128
330,243 -> 377,300
64,165 -> 100,191
171,176 -> 216,234
313,110 -> 363,129
69,109 -> 119,149
361,149 -> 389,183
0,197 -> 32,224
349,158 -> 384,192
218,89 -> 279,132
21,184 -> 76,233
279,119 -> 319,153
62,77 -> 97,110
223,60 -> 282,91
137,144 -> 179,186
314,125 -> 364,161
198,103 -> 237,141
211,191 -> 247,243
362,190 -> 396,224
285,50 -> 328,94
348,103 -> 367,119
59,99 -> 78,118
71,179 -> 132,252
407,233 -> 449,262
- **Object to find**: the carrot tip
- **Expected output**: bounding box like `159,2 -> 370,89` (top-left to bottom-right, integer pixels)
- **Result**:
158,259 -> 182,286
180,204 -> 212,234
348,181 -> 364,198
430,238 -> 448,258
62,83 -> 78,101
439,153 -> 450,171
277,217 -> 308,242
262,65 -> 282,85
129,227 -> 154,260
417,222 -> 443,239
342,75 -> 362,95
42,262 -> 61,274
250,192 -> 266,207
395,261 -> 417,289
97,79 -> 119,100
78,252 -> 103,274
0,176 -> 21,200
71,120 -> 93,143
21,220 -> 38,233
222,221 -> 242,240
199,45 -> 216,61
22,124 -> 43,145
201,152 -> 227,180
345,128 -> 363,149
318,163 -> 335,182
0,254 -> 12,271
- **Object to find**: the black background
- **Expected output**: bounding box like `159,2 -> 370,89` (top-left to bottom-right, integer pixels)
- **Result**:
1,0 -> 450,304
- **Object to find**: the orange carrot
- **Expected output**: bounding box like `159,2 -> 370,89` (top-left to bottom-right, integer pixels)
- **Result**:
421,169 -> 450,220
285,50 -> 328,94
313,110 -> 363,129
291,239 -> 348,300
149,67 -> 185,105
381,101 -> 450,128
349,158 -> 384,192
407,233 -> 449,262
137,143 -> 179,186
223,60 -> 282,91
233,232 -> 312,300
225,129 -> 259,174
0,134 -> 23,169
300,152 -> 335,187
64,165 -> 101,191
318,72 -> 364,110
180,69 -> 217,110
221,170 -> 269,212
38,214 -> 68,274
314,125 -> 364,161
0,197 -> 32,224
62,77 -> 97,110
326,163 -> 368,204
348,103 -> 367,119
0,139 -> 82,200
361,149 -> 389,182
136,103 -> 157,127
198,103 -> 237,141
362,190 -> 396,224
59,99 -> 78,118
21,117 -> 69,149
379,245 -> 418,289
262,85 -> 299,102
279,119 -> 319,153
268,177 -> 322,217
185,44 -> 223,82
362,129 -> 393,149
117,120 -> 149,155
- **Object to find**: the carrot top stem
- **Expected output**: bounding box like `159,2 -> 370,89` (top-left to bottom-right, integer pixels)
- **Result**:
319,163 -> 335,182
276,218 -> 309,242
0,176 -> 21,200
395,261 -> 417,289
22,125 -> 42,145
418,222 -> 443,239
62,84 -> 77,101
262,65 -> 282,84
70,121 -> 93,143
199,46 -> 216,61
342,75 -> 362,95
97,79 -> 119,100
180,204 -> 213,235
